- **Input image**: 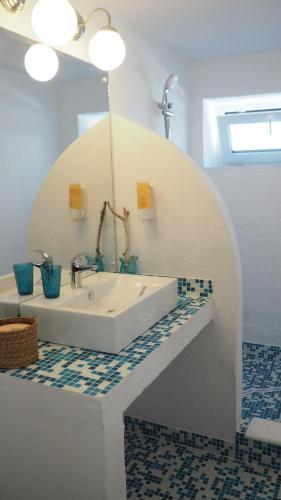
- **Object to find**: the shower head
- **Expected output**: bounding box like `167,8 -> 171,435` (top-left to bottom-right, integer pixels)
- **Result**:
164,73 -> 178,93
159,73 -> 178,141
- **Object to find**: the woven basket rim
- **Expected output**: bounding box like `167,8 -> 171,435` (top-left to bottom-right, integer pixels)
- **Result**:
0,316 -> 38,369
0,316 -> 38,334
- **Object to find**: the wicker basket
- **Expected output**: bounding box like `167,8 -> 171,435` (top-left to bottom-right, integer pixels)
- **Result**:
0,317 -> 39,369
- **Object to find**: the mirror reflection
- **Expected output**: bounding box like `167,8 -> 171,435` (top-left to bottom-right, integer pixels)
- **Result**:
0,28 -> 114,275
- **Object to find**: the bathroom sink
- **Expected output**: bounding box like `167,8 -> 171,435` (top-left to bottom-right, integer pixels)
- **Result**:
20,272 -> 178,353
0,269 -> 70,317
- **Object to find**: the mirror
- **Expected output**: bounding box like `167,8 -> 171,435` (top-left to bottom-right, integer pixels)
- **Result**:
0,27 -> 115,275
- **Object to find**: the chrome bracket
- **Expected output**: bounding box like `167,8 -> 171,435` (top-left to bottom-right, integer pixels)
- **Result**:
73,11 -> 86,41
73,7 -> 112,42
0,0 -> 25,13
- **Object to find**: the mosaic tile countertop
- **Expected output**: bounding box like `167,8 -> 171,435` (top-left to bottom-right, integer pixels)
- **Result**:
241,342 -> 281,434
0,294 -> 210,400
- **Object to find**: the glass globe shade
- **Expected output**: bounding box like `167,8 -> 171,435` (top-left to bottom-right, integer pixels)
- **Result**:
24,44 -> 59,82
88,28 -> 126,71
32,0 -> 77,47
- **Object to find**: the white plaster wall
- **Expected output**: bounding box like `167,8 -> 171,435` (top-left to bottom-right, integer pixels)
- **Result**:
111,115 -> 242,441
54,77 -> 109,152
1,6 -> 241,441
108,21 -> 189,152
188,50 -> 281,346
208,166 -> 281,347
0,4 -> 189,153
28,117 -> 115,269
0,66 -> 59,275
0,377 -> 111,500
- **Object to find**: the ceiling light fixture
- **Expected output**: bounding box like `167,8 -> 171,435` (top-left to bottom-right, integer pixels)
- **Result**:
30,2 -> 126,71
80,8 -> 126,71
0,0 -> 126,80
31,0 -> 78,48
24,44 -> 59,82
0,0 -> 25,12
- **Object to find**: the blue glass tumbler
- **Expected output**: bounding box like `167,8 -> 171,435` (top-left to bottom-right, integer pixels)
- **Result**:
13,262 -> 34,295
41,265 -> 62,299
119,255 -> 138,274
86,254 -> 105,272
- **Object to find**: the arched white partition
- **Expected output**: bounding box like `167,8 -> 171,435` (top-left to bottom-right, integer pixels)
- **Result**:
28,113 -> 242,442
110,114 -> 242,441
28,116 -> 115,269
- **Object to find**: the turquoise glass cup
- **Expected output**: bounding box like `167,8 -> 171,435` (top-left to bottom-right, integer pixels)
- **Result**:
13,262 -> 34,295
86,254 -> 105,272
41,265 -> 62,299
119,255 -> 138,274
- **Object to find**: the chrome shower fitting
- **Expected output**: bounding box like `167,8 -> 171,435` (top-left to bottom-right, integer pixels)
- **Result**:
158,73 -> 178,141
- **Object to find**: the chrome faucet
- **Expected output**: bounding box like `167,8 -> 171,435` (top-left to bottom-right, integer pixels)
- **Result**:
33,249 -> 53,268
71,253 -> 98,289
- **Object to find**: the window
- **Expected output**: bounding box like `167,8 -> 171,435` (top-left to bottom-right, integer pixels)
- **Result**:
203,93 -> 281,167
77,112 -> 107,136
218,109 -> 281,164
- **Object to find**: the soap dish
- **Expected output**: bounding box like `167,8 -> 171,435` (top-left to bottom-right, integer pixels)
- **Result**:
0,316 -> 39,369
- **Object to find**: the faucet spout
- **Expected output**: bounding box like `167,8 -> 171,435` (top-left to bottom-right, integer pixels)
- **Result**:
33,249 -> 53,268
71,253 -> 98,289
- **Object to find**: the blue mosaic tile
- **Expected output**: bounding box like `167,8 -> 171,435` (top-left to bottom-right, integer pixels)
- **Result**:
239,342 -> 281,472
235,431 -> 281,473
124,341 -> 281,477
242,342 -> 281,432
0,295 -> 210,399
124,416 -> 234,459
241,390 -> 281,434
177,277 -> 213,298
125,429 -> 281,499
243,342 -> 281,392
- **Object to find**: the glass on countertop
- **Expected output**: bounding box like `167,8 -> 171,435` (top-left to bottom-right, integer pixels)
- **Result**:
13,262 -> 34,295
119,255 -> 138,275
41,265 -> 62,299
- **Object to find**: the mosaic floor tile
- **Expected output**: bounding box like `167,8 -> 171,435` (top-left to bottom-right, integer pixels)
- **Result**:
124,340 -> 281,495
125,431 -> 281,499
241,343 -> 281,433
241,390 -> 281,434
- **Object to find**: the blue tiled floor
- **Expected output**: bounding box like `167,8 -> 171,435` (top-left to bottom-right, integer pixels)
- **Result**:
241,343 -> 281,433
125,343 -> 281,499
125,431 -> 281,499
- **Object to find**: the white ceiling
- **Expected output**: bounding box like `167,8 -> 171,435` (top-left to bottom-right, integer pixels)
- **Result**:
89,0 -> 281,59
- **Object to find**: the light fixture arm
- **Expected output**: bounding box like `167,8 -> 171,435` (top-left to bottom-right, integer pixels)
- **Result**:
0,0 -> 25,12
75,7 -> 112,41
83,8 -> 112,27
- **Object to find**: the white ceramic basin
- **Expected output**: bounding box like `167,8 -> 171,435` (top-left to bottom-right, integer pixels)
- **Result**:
20,272 -> 178,353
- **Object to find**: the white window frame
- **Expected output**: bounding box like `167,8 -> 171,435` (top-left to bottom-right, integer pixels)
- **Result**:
217,110 -> 281,165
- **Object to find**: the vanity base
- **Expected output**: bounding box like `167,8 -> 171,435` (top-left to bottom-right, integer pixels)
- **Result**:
0,296 -> 213,499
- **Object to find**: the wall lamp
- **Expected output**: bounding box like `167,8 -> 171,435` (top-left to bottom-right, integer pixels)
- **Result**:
0,0 -> 25,13
1,0 -> 126,81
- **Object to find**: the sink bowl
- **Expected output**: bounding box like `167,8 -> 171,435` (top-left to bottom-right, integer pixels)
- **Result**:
20,272 -> 178,353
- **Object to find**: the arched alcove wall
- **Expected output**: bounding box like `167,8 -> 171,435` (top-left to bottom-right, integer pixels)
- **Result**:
28,113 -> 242,442
111,114 -> 242,442
1,2 -> 242,442
28,117 -> 115,269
